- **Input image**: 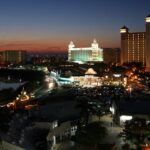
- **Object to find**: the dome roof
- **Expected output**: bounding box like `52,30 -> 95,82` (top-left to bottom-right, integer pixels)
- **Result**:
85,68 -> 97,75
93,39 -> 97,43
146,14 -> 150,18
69,41 -> 74,45
121,26 -> 128,30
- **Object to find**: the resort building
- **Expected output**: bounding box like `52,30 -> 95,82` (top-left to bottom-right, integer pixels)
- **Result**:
68,39 -> 103,63
120,15 -> 150,71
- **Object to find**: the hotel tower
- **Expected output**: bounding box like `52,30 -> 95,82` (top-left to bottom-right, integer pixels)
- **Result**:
68,39 -> 103,63
120,15 -> 150,71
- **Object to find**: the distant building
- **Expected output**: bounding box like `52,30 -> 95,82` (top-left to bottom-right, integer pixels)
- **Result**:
47,120 -> 77,150
103,48 -> 120,64
112,100 -> 150,125
0,50 -> 27,64
146,15 -> 150,71
120,15 -> 150,71
31,54 -> 67,65
0,51 -> 3,63
68,39 -> 103,63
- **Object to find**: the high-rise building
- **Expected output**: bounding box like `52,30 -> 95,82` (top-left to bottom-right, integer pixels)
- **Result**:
0,50 -> 27,64
120,26 -> 145,65
146,15 -> 150,71
68,39 -> 103,63
120,15 -> 150,70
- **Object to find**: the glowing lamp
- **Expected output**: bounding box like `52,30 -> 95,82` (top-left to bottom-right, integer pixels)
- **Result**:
120,29 -> 127,33
146,17 -> 150,23
120,115 -> 133,122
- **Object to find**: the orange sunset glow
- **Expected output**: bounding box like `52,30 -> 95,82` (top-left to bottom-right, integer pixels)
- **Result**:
0,38 -> 119,53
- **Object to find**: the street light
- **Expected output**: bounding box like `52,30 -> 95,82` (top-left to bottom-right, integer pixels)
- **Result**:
128,85 -> 132,97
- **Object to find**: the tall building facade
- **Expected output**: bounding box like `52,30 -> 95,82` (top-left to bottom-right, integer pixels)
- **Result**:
0,50 -> 27,64
120,26 -> 145,65
68,39 -> 103,63
146,15 -> 150,71
120,15 -> 150,70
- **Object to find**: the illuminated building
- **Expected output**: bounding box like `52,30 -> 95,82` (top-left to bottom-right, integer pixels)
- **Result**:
0,50 -> 27,64
112,100 -> 150,126
120,15 -> 150,70
68,39 -> 103,63
120,26 -> 145,65
120,15 -> 150,69
84,68 -> 98,86
146,15 -> 150,71
7,88 -> 34,110
52,68 -> 125,87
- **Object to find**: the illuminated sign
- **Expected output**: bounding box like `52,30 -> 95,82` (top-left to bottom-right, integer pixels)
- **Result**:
113,74 -> 121,77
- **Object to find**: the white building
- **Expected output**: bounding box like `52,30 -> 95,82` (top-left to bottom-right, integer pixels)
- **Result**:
68,39 -> 103,63
47,121 -> 77,150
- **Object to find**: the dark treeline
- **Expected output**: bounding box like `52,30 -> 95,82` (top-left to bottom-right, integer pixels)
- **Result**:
0,88 -> 15,102
0,69 -> 45,81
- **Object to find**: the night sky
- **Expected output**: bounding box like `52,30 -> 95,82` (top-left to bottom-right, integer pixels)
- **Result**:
0,0 -> 149,52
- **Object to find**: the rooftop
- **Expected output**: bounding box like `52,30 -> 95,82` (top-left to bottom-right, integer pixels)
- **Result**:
115,100 -> 150,115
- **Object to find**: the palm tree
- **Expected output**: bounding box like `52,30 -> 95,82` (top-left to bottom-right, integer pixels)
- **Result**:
75,122 -> 107,149
123,118 -> 149,145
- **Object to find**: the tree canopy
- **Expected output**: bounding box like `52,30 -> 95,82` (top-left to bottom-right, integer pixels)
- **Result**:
74,122 -> 107,149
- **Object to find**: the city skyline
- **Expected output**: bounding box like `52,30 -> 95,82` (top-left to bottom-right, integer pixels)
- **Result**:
0,0 -> 150,53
